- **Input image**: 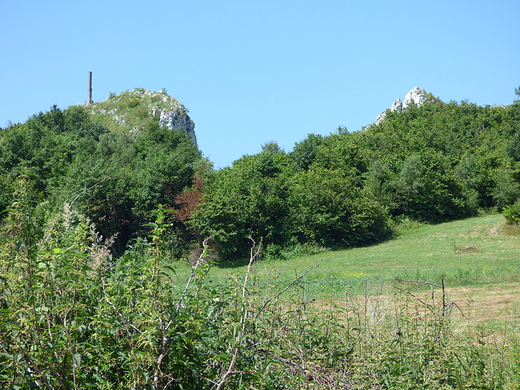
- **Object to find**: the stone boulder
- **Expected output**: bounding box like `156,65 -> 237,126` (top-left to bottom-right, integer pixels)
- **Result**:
159,107 -> 197,145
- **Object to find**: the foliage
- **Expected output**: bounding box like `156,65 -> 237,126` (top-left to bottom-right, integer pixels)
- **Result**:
1,196 -> 519,388
0,199 -> 356,388
287,167 -> 390,248
189,149 -> 290,259
189,95 -> 520,258
3,86 -> 520,387
290,133 -> 324,171
0,103 -> 205,254
346,279 -> 520,389
3,87 -> 520,261
354,98 -> 520,219
503,199 -> 520,224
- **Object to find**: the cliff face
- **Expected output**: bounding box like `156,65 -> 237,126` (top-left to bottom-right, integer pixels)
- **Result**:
89,88 -> 197,145
375,87 -> 430,125
159,106 -> 196,145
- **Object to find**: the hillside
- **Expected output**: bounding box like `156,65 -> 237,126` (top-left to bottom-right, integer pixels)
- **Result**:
202,213 -> 520,293
88,88 -> 197,144
0,90 -> 205,253
1,86 -> 520,259
2,87 -> 520,388
190,90 -> 520,260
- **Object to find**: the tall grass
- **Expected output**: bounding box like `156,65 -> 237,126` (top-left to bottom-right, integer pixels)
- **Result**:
3,207 -> 518,388
341,278 -> 520,389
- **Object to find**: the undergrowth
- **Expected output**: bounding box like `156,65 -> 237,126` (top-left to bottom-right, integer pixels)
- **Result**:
1,184 -> 519,389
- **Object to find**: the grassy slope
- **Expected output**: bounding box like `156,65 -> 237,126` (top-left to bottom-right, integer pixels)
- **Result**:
190,214 -> 520,299
179,213 -> 519,334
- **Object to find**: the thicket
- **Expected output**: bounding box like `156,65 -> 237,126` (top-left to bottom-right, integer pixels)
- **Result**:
0,104 -> 204,254
192,97 -> 520,259
1,186 -> 519,389
2,94 -> 520,260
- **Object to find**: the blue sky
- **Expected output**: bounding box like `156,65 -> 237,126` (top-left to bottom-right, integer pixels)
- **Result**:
1,0 -> 519,169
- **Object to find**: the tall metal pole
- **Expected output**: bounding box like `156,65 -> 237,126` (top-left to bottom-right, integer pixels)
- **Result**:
88,71 -> 93,104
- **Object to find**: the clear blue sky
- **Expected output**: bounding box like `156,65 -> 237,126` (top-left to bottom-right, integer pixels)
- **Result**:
1,0 -> 519,169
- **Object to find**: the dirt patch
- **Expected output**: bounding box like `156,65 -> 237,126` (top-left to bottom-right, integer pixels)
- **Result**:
454,245 -> 479,253
312,282 -> 520,332
489,226 -> 500,237
446,282 -> 520,325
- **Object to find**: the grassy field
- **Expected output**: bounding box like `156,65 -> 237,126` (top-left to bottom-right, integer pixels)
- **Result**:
172,213 -> 520,387
177,214 -> 520,327
201,213 -> 519,290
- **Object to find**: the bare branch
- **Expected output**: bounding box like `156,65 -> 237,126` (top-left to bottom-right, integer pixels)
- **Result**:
256,260 -> 322,319
214,237 -> 261,390
155,237 -> 212,389
173,236 -> 212,321
70,177 -> 119,207
394,278 -> 442,288
242,237 -> 262,300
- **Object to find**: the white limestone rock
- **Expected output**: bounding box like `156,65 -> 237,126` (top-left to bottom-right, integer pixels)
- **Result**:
375,112 -> 387,125
159,107 -> 197,145
374,87 -> 430,125
391,97 -> 403,112
403,87 -> 427,109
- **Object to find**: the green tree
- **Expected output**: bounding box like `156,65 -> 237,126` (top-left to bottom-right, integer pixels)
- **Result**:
389,152 -> 476,221
290,133 -> 324,171
492,167 -> 520,209
190,150 -> 290,259
62,123 -> 204,253
287,167 -> 390,248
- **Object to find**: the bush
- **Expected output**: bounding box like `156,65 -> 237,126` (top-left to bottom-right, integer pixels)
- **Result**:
263,243 -> 285,260
0,203 -> 354,389
2,199 -> 519,388
503,200 -> 520,224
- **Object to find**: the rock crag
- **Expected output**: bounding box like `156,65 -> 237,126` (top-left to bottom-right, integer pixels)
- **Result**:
375,87 -> 430,125
89,88 -> 197,145
159,107 -> 196,145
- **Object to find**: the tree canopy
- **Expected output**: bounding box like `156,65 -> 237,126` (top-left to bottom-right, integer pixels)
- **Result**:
2,90 -> 520,259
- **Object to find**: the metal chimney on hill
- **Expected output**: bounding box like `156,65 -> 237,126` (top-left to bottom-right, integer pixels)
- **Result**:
88,71 -> 93,105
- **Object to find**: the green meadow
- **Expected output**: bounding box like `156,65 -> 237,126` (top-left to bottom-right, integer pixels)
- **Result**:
193,214 -> 520,300
163,213 -> 520,388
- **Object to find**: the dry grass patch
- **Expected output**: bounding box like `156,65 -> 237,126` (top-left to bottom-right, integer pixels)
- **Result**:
311,281 -> 520,332
448,282 -> 520,328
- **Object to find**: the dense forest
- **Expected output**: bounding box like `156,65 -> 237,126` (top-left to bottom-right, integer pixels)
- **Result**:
1,88 -> 520,388
2,90 -> 520,260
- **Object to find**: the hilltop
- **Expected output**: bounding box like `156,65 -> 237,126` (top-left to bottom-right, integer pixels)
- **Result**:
88,88 -> 197,144
0,91 -> 204,253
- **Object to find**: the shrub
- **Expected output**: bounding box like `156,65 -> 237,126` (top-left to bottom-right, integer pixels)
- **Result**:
503,199 -> 520,224
263,243 -> 285,260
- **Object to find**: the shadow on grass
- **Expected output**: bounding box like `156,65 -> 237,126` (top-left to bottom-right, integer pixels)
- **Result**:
213,256 -> 252,269
212,236 -> 394,271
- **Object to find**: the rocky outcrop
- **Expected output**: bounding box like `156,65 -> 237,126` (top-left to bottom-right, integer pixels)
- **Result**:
403,86 -> 427,109
90,88 -> 197,145
391,97 -> 403,112
159,107 -> 197,145
375,87 -> 430,125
